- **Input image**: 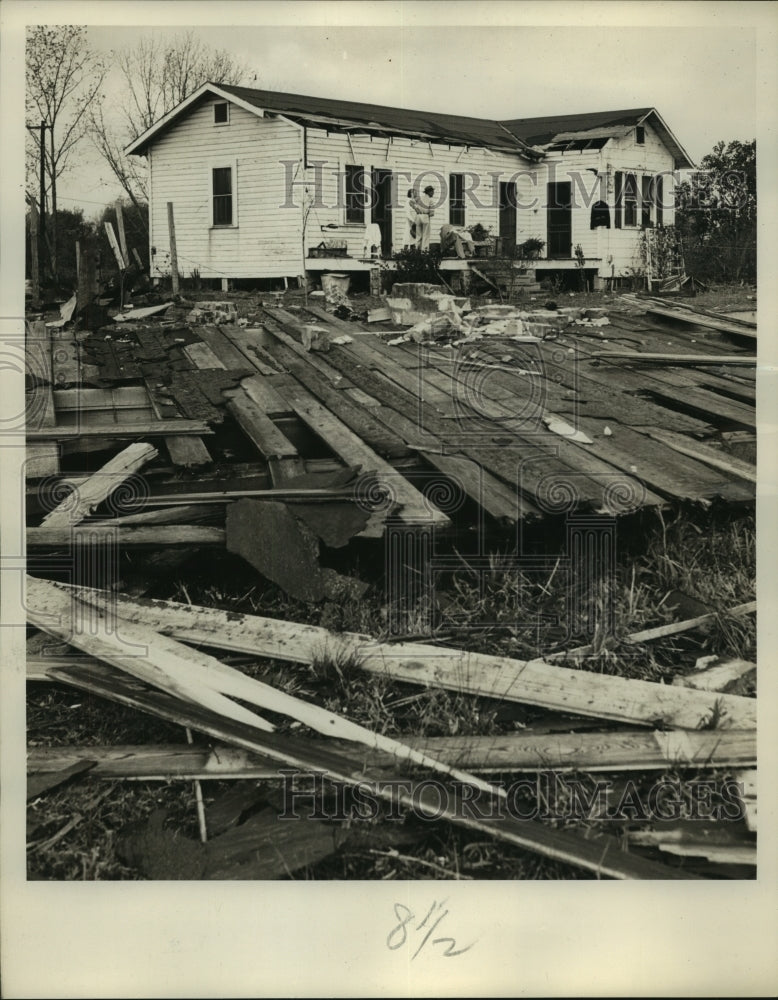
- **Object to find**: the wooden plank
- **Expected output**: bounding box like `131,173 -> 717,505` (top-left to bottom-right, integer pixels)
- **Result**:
54,387 -> 152,411
261,340 -> 412,459
642,428 -> 756,484
104,221 -> 125,270
28,525 -> 225,546
41,442 -> 158,528
192,325 -> 252,370
26,655 -> 693,879
239,373 -> 295,417
30,577 -> 501,798
114,201 -> 129,267
257,310 -> 358,387
673,658 -> 755,692
733,769 -> 757,832
549,601 -> 756,661
167,201 -> 180,296
113,302 -> 173,322
266,307 -> 460,411
26,728 -> 756,780
265,374 -> 450,529
219,326 -> 286,375
145,380 -> 212,469
433,347 -> 720,492
589,355 -> 754,430
685,370 -> 756,406
419,450 -> 541,523
593,351 -> 755,367
549,417 -> 753,504
88,504 -> 219,527
27,420 -> 213,439
225,387 -> 301,460
183,341 -> 227,370
163,436 -> 213,467
637,295 -> 757,330
61,586 -> 756,731
642,303 -> 757,340
526,341 -> 716,437
316,341 -> 660,513
594,359 -> 757,428
27,576 -> 274,735
25,443 -> 60,479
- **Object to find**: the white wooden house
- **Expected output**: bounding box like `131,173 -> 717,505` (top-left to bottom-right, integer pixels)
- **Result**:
126,84 -> 693,288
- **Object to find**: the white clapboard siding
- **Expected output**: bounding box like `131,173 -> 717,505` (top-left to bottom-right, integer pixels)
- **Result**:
304,128 -> 534,257
147,99 -> 679,280
149,98 -> 303,279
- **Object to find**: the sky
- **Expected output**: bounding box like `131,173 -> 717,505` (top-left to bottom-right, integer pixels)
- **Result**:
11,1 -> 766,219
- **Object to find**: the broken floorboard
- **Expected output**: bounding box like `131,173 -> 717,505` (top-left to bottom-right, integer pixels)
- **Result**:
635,302 -> 758,341
41,442 -> 158,528
27,729 -> 757,779
27,525 -> 225,547
26,654 -> 695,879
56,585 -> 757,731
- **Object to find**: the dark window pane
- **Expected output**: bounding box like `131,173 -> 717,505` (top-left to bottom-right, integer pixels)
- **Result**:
213,167 -> 232,196
214,103 -> 229,124
636,125 -> 645,144
345,164 -> 367,224
213,167 -> 233,225
449,173 -> 465,226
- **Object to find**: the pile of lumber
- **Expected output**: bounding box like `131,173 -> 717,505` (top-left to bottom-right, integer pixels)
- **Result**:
27,578 -> 756,880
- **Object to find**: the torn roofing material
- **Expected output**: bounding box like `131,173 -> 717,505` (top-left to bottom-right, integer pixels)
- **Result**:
501,108 -> 694,168
126,82 -> 542,157
125,82 -> 692,166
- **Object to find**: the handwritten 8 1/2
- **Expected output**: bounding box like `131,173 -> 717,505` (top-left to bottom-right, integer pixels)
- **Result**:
387,899 -> 476,960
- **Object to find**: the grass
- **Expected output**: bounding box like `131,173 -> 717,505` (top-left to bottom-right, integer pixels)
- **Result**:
26,506 -> 755,880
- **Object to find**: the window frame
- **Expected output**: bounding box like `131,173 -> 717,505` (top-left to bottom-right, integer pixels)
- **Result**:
344,164 -> 368,226
214,102 -> 230,126
209,160 -> 238,229
615,171 -> 640,228
449,172 -> 466,226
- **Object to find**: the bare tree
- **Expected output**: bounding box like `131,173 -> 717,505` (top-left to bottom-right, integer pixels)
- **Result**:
26,26 -> 106,280
90,31 -> 248,206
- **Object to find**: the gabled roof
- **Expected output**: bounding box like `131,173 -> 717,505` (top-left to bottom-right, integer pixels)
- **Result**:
125,84 -> 693,169
125,82 -> 541,158
500,108 -> 694,168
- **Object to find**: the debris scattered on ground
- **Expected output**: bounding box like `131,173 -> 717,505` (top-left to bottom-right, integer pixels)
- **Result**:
185,301 -> 238,325
23,281 -> 757,882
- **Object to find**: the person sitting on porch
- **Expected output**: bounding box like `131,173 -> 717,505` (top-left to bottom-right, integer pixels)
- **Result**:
440,223 -> 476,258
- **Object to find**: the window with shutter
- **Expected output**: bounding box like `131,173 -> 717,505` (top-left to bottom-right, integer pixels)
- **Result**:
655,175 -> 664,227
641,176 -> 653,228
614,172 -> 623,229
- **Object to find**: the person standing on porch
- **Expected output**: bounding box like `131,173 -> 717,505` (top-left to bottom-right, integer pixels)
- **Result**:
405,189 -> 421,247
415,185 -> 436,251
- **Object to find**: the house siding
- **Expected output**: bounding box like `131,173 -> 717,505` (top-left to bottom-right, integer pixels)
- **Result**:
301,129 -> 535,257
514,120 -> 676,276
144,98 -> 680,282
148,97 -> 303,280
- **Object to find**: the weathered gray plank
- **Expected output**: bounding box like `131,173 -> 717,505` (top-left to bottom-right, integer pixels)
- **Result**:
59,585 -> 757,731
